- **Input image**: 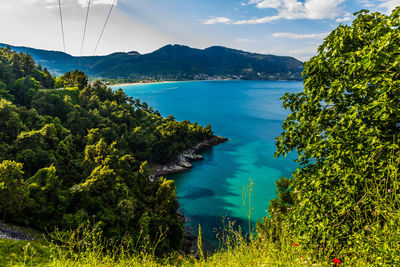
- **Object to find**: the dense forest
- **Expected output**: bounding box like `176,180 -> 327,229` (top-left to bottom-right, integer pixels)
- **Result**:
0,46 -> 214,253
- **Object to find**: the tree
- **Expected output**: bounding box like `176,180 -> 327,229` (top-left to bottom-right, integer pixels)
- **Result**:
0,99 -> 25,144
60,70 -> 88,90
11,76 -> 41,107
0,81 -> 13,101
0,160 -> 25,222
271,8 -> 400,257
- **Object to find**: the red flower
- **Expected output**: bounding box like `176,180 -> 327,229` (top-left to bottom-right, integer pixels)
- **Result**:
332,258 -> 341,266
292,242 -> 299,246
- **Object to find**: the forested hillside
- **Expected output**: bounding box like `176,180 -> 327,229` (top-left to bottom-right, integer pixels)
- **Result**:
0,47 -> 215,252
0,43 -> 303,81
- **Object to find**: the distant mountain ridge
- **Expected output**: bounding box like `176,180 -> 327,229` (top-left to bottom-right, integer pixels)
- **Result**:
0,43 -> 303,80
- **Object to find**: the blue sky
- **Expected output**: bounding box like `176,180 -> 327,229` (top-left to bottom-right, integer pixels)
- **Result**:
0,0 -> 399,60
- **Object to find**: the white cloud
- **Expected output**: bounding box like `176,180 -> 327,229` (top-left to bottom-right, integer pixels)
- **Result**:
78,0 -> 117,7
287,46 -> 318,60
235,38 -> 256,42
241,0 -> 263,6
336,12 -> 353,23
209,0 -> 345,25
263,45 -> 318,61
379,0 -> 400,14
272,32 -> 329,39
359,0 -> 374,8
203,17 -> 232,25
256,0 -> 281,9
22,0 -> 117,8
235,15 -> 282,24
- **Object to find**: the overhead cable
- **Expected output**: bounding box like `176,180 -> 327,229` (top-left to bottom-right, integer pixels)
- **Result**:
93,0 -> 117,55
58,0 -> 66,52
80,0 -> 92,56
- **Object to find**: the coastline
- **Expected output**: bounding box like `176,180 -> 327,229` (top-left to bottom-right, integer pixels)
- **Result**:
150,135 -> 228,255
150,135 -> 228,180
108,79 -> 303,88
110,80 -> 179,87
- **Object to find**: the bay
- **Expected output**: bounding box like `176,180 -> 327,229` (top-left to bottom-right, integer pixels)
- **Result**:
112,80 -> 303,247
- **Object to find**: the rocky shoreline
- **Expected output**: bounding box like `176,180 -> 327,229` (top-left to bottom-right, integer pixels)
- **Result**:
150,135 -> 228,181
0,221 -> 35,241
151,135 -> 228,255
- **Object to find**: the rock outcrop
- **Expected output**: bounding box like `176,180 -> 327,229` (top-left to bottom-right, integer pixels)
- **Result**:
150,136 -> 228,180
0,221 -> 35,241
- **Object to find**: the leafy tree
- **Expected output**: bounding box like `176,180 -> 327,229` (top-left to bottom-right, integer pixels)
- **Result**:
0,99 -> 24,145
11,76 -> 41,107
25,165 -> 64,228
59,70 -> 88,90
268,8 -> 400,257
0,160 -> 25,222
0,81 -> 13,101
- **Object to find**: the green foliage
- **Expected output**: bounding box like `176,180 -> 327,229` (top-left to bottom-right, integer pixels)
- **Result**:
0,47 -> 56,107
0,81 -> 13,101
57,70 -> 88,90
266,7 -> 400,262
0,239 -> 52,266
0,47 -> 215,253
0,160 -> 25,222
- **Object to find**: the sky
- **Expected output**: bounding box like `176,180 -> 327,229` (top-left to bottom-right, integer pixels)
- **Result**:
0,0 -> 399,61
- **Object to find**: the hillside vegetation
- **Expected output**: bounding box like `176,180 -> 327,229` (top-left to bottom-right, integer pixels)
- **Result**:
1,7 -> 400,267
0,43 -> 303,81
0,45 -> 214,255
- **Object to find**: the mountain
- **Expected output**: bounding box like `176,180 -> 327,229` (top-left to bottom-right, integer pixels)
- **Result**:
0,43 -> 303,80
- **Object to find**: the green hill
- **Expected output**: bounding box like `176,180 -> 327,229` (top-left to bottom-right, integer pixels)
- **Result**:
0,43 -> 303,80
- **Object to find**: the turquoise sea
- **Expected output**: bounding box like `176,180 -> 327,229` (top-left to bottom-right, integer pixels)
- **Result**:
112,80 -> 303,246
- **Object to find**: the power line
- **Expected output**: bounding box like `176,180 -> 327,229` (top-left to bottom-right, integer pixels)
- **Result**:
58,0 -> 66,53
80,0 -> 92,56
93,0 -> 116,55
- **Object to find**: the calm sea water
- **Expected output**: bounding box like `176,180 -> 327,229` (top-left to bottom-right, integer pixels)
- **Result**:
112,80 -> 303,247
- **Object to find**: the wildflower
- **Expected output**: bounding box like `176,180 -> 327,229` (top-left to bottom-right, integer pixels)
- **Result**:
388,189 -> 392,193
325,213 -> 328,217
287,207 -> 291,210
332,258 -> 341,266
292,242 -> 299,246
55,227 -> 59,231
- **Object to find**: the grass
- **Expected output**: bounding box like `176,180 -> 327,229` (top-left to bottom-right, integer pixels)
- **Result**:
0,239 -> 52,266
0,218 -> 372,267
